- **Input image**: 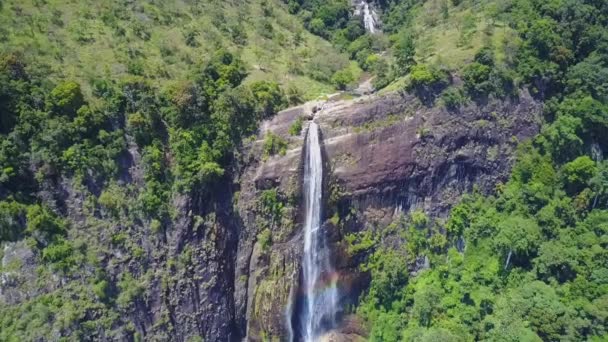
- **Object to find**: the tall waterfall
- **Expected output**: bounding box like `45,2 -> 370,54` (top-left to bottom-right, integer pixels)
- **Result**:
362,1 -> 377,33
299,121 -> 339,341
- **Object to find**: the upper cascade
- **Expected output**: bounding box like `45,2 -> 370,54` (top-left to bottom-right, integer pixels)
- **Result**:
354,0 -> 379,33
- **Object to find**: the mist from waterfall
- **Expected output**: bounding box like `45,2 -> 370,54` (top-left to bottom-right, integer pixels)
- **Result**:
298,121 -> 339,342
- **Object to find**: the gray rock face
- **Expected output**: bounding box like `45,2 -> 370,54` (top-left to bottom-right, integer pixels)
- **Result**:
0,241 -> 38,305
236,90 -> 541,340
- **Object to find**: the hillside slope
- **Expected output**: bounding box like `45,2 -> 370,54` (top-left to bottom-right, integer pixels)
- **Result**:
0,0 -> 607,341
0,0 -> 353,99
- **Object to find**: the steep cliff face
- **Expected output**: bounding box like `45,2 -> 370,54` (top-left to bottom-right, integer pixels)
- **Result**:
237,90 -> 541,339
1,164 -> 242,341
0,89 -> 540,341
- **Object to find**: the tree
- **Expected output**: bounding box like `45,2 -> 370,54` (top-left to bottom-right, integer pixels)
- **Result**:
26,204 -> 67,246
249,81 -> 287,118
563,156 -> 596,195
462,62 -> 492,98
494,215 -> 541,269
0,201 -> 26,242
49,81 -> 84,117
558,96 -> 608,145
538,114 -> 583,162
406,63 -> 448,105
394,33 -> 416,75
331,68 -> 354,90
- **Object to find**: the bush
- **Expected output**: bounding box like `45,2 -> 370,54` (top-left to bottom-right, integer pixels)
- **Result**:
462,62 -> 492,97
441,87 -> 467,111
250,81 -> 287,118
394,34 -> 416,75
117,273 -> 145,309
563,156 -> 596,195
50,81 -> 84,116
332,68 -> 355,90
257,228 -> 272,252
406,64 -> 449,104
289,116 -> 303,136
93,280 -> 111,302
474,46 -> 495,66
259,188 -> 285,222
0,200 -> 26,242
463,62 -> 516,100
286,85 -> 304,106
42,238 -> 76,271
263,132 -> 288,158
26,204 -> 66,244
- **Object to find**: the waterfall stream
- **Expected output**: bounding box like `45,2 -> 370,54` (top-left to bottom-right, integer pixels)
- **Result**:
362,1 -> 377,33
298,121 -> 339,341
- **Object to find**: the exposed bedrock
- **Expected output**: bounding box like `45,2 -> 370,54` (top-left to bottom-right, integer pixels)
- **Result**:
236,91 -> 541,340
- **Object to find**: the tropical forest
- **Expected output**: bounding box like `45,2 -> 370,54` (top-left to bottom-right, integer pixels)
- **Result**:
0,0 -> 606,341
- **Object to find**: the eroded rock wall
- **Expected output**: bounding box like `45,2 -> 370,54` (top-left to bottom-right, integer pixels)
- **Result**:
237,90 -> 541,339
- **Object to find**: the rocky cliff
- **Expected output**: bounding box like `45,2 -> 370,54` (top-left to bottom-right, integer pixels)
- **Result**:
0,89 -> 540,341
236,90 -> 541,340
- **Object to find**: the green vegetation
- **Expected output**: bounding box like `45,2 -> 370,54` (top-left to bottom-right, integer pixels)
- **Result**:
0,0 -> 351,100
354,0 -> 608,340
288,116 -> 304,136
1,0 -> 608,340
263,132 -> 289,158
0,0 -> 328,337
405,63 -> 449,105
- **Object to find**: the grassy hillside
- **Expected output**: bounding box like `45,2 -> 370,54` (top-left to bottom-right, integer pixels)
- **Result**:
0,0 -> 353,99
374,0 -> 517,92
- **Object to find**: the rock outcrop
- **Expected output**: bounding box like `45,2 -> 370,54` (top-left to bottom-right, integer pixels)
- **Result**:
236,90 -> 541,340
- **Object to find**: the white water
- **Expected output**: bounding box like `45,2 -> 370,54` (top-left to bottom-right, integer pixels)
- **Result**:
362,1 -> 377,33
299,122 -> 339,341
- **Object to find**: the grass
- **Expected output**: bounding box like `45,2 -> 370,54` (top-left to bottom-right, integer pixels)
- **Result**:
382,0 -> 513,91
0,0 -> 350,100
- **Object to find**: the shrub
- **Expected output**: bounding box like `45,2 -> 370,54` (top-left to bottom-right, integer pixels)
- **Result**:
42,238 -> 76,271
406,63 -> 449,105
250,81 -> 287,118
332,68 -> 355,90
0,200 -> 26,242
93,280 -> 111,302
563,156 -> 596,194
441,87 -> 467,111
474,46 -> 495,66
289,117 -> 303,136
263,133 -> 288,158
259,188 -> 285,221
257,228 -> 272,252
127,112 -> 152,146
117,273 -> 145,309
462,62 -> 492,97
463,62 -> 516,99
26,204 -> 66,244
286,85 -> 304,106
394,34 -> 416,75
50,81 -> 84,116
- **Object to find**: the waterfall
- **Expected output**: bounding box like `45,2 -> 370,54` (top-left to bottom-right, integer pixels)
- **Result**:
298,121 -> 339,341
362,1 -> 377,33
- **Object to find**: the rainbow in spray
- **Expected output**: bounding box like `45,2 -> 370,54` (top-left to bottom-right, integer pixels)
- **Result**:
298,121 -> 340,341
